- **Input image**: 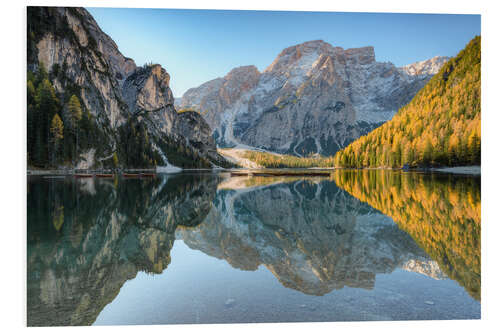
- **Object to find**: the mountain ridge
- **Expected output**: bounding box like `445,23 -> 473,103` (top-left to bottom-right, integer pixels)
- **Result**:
179,39 -> 449,157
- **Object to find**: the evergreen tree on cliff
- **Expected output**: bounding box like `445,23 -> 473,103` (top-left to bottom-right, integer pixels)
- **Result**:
67,95 -> 82,166
49,114 -> 64,165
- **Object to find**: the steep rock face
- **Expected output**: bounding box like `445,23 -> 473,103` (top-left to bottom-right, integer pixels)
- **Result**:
181,65 -> 261,143
120,64 -> 230,167
123,65 -> 174,113
176,111 -> 229,166
28,7 -> 134,131
27,7 -> 229,169
180,40 -> 447,156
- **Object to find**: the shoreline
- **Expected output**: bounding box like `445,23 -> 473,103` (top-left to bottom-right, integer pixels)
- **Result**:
333,165 -> 481,175
27,168 -> 155,176
27,165 -> 481,176
430,166 -> 481,175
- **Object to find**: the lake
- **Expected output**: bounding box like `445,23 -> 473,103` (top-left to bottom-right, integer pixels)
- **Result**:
27,170 -> 480,326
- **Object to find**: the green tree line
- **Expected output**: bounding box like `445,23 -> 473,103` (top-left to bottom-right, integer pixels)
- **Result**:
27,63 -> 100,168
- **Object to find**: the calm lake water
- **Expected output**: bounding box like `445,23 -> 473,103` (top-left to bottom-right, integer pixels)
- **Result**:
27,170 -> 481,326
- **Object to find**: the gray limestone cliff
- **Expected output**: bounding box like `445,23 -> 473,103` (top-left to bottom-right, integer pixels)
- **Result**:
27,7 -> 230,169
180,40 -> 449,156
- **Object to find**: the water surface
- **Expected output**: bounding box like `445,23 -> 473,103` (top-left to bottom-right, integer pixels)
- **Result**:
27,170 -> 480,326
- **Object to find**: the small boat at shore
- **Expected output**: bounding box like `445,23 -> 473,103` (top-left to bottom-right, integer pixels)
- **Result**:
74,174 -> 93,178
122,173 -> 140,177
96,174 -> 114,178
230,172 -> 249,177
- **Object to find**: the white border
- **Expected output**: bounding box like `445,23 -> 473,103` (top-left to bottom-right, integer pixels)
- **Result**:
2,0 -> 499,332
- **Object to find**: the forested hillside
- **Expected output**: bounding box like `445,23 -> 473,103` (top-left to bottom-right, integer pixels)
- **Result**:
27,64 -> 199,169
27,64 -> 110,168
334,37 -> 481,168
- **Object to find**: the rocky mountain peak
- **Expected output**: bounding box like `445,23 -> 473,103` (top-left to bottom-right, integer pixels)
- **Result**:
221,65 -> 261,104
180,66 -> 260,112
265,41 -> 377,74
151,64 -> 170,84
223,65 -> 261,93
265,40 -> 334,74
122,64 -> 174,112
344,46 -> 376,65
225,65 -> 260,79
180,40 -> 448,157
399,55 -> 450,76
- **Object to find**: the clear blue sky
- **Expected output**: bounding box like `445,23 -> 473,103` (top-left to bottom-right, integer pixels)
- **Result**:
86,8 -> 480,97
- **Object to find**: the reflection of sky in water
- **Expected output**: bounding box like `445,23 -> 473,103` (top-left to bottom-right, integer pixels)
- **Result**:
95,240 -> 479,325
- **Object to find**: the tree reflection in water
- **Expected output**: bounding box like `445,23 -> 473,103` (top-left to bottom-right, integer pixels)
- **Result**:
333,170 -> 480,300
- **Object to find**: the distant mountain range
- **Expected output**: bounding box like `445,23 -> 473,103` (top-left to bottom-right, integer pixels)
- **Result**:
179,40 -> 449,157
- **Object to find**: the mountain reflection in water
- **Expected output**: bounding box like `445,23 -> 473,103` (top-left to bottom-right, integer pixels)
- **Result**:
178,177 -> 444,295
27,175 -> 217,326
27,171 -> 480,326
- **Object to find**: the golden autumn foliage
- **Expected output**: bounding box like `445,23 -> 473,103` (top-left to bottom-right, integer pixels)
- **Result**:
334,36 -> 481,168
243,150 -> 335,168
333,170 -> 480,300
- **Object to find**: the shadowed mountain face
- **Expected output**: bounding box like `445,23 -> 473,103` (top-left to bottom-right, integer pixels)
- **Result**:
177,178 -> 445,296
333,170 -> 481,300
27,174 -> 218,326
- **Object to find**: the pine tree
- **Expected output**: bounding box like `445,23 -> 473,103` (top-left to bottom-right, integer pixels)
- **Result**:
113,152 -> 119,168
27,79 -> 36,164
422,139 -> 433,166
33,78 -> 59,167
35,62 -> 48,86
68,95 -> 82,167
50,114 -> 64,165
468,133 -> 480,165
50,114 -> 64,140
